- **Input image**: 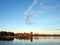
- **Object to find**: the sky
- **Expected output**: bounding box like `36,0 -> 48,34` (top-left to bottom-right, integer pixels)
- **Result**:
0,0 -> 60,34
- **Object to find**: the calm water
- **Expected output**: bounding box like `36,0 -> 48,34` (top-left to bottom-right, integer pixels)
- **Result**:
0,36 -> 60,45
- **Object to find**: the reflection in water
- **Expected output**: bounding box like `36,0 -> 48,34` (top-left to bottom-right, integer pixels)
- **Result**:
16,36 -> 33,42
15,36 -> 60,42
0,36 -> 60,42
0,37 -> 14,41
0,36 -> 60,45
34,36 -> 60,39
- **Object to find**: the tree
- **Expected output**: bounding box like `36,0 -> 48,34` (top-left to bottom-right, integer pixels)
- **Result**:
0,31 -> 7,36
7,32 -> 15,36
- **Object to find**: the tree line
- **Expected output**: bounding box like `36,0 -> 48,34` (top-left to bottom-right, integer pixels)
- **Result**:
0,31 -> 15,36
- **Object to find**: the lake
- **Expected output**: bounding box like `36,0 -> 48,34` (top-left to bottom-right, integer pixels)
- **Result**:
0,36 -> 60,45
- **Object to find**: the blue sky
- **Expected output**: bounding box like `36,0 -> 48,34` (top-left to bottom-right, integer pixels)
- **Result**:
0,0 -> 60,34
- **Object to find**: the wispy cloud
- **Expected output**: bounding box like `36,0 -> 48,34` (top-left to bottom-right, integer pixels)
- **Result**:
24,0 -> 60,25
39,0 -> 60,10
24,0 -> 38,15
24,0 -> 38,25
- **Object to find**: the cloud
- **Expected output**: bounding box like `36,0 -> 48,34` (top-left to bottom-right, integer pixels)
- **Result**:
39,0 -> 60,10
24,0 -> 60,25
24,0 -> 38,25
24,0 -> 38,15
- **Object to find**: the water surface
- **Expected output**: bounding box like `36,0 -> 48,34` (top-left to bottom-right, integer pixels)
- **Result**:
0,36 -> 60,45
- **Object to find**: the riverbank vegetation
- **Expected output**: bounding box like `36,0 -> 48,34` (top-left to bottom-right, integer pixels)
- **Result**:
0,31 -> 60,40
